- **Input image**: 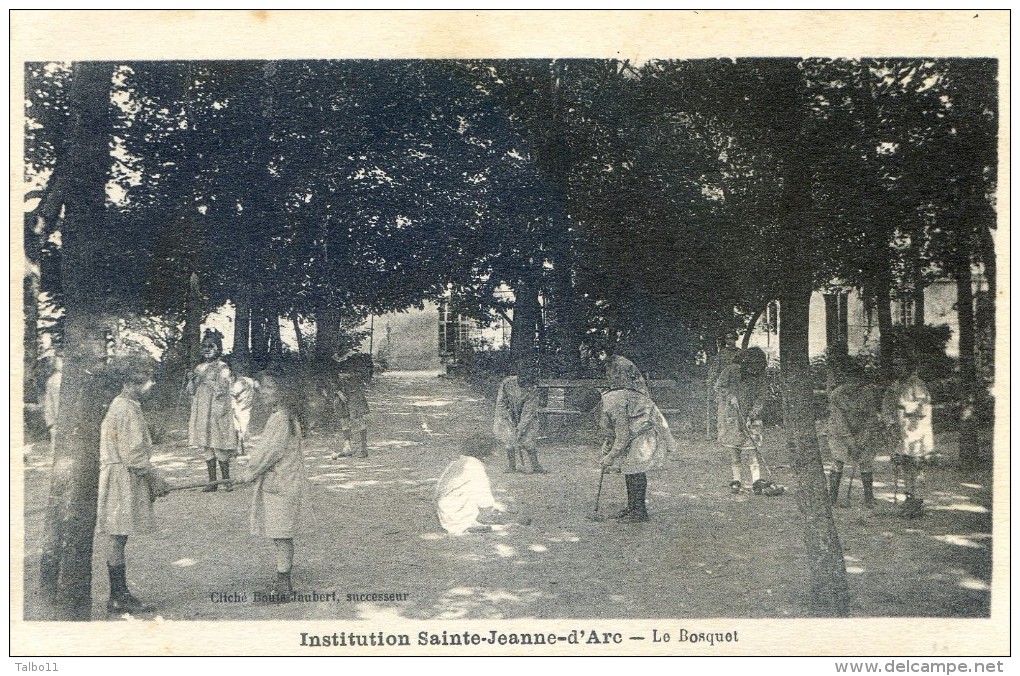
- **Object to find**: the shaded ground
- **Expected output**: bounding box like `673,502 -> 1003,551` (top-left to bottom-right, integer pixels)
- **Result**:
22,371 -> 992,621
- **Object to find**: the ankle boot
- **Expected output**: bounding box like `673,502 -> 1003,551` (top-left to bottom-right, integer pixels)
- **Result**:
218,461 -> 232,492
107,563 -> 152,614
526,448 -> 547,474
107,563 -> 126,613
202,458 -> 218,492
274,571 -> 292,602
505,448 -> 517,473
622,474 -> 649,522
861,472 -> 875,507
828,471 -> 843,505
900,494 -> 924,519
615,474 -> 635,519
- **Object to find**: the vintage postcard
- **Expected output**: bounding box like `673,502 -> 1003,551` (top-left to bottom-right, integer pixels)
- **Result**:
10,10 -> 1010,659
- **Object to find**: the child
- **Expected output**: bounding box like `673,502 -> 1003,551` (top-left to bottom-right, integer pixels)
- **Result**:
883,354 -> 935,518
707,330 -> 741,439
493,365 -> 545,473
241,372 -> 307,598
715,347 -> 770,495
96,356 -> 164,614
591,340 -> 650,397
227,355 -> 259,455
585,374 -> 676,523
330,357 -> 371,459
188,329 -> 238,491
436,434 -> 529,535
826,360 -> 883,508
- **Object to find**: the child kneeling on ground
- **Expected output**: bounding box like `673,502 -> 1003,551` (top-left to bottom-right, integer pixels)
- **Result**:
436,434 -> 531,535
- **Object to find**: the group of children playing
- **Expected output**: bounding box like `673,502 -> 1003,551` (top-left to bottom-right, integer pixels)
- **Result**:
444,338 -> 939,539
436,343 -> 677,533
706,334 -> 937,516
96,329 -> 372,614
91,326 -> 937,615
824,350 -> 936,518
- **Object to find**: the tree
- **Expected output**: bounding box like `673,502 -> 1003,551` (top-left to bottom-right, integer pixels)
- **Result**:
35,61 -> 118,620
915,59 -> 997,464
624,58 -> 852,615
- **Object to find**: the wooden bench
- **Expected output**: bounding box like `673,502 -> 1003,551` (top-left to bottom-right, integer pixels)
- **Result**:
537,379 -> 683,427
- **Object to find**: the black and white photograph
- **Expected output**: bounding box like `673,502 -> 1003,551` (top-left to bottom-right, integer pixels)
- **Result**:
10,10 -> 1009,660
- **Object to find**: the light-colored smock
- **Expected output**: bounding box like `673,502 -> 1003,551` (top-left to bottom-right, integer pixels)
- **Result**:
714,363 -> 766,450
248,409 -> 307,538
436,456 -> 500,535
493,375 -> 540,450
188,359 -> 238,452
884,375 -> 935,459
827,382 -> 883,470
96,395 -> 155,535
599,388 -> 676,475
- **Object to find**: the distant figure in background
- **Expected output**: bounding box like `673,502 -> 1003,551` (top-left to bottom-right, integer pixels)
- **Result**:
188,329 -> 238,491
493,365 -> 545,474
241,372 -> 308,599
43,354 -> 63,443
715,347 -> 769,495
330,354 -> 371,459
436,434 -> 529,535
96,356 -> 166,615
826,358 -> 883,508
883,353 -> 935,519
584,339 -> 650,396
707,330 -> 741,439
228,355 -> 259,455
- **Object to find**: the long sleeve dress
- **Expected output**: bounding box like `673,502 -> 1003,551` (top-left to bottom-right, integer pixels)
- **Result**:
599,388 -> 676,475
188,359 -> 238,452
492,376 -> 540,451
96,395 -> 155,535
714,364 -> 766,450
248,409 -> 307,538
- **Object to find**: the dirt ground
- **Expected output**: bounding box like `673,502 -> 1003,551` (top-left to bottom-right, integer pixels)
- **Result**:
21,371 -> 992,621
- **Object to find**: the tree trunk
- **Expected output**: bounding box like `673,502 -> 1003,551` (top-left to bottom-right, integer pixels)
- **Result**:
233,286 -> 251,357
741,303 -> 767,351
267,308 -> 283,358
875,271 -> 894,375
551,256 -> 582,376
24,272 -> 40,400
249,297 -> 267,364
184,271 -> 202,368
823,293 -> 839,353
546,61 -> 581,377
779,288 -> 851,616
39,316 -> 114,620
291,310 -> 305,359
955,262 -> 984,464
38,61 -> 115,621
975,224 -> 996,388
769,58 -> 850,617
315,305 -> 340,364
509,277 -> 540,366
